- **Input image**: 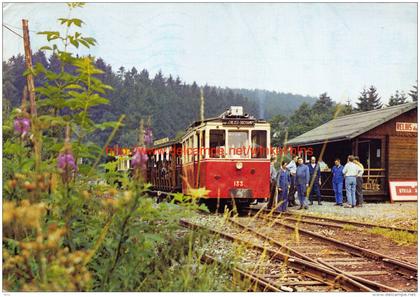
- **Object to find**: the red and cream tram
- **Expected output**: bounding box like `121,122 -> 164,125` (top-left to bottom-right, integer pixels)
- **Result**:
145,106 -> 271,210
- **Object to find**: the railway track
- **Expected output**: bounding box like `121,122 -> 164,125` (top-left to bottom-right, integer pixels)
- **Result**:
248,207 -> 417,234
181,218 -> 377,292
232,210 -> 417,291
246,207 -> 418,265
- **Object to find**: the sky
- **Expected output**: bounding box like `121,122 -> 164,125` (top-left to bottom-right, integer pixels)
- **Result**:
2,2 -> 418,104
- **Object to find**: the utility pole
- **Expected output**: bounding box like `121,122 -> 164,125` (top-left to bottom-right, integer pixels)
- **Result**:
22,19 -> 37,117
200,88 -> 204,122
22,19 -> 41,172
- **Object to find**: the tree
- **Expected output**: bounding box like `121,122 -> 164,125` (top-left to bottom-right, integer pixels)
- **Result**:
356,86 -> 382,111
388,90 -> 408,106
269,114 -> 288,146
408,83 -> 418,102
313,92 -> 333,113
367,85 -> 382,110
336,99 -> 353,116
287,102 -> 321,139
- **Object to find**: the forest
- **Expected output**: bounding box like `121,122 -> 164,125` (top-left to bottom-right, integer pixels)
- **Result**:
3,52 -> 319,148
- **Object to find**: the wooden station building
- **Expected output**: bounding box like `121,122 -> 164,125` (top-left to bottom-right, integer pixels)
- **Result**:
287,102 -> 418,201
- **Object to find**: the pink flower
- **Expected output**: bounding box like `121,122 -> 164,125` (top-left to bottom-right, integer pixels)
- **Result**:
144,127 -> 153,146
57,152 -> 77,171
131,150 -> 148,170
14,117 -> 30,136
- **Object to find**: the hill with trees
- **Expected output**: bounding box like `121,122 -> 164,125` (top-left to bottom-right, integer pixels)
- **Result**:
3,52 -> 318,147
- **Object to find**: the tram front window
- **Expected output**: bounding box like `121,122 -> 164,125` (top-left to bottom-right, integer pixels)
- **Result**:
251,130 -> 267,158
228,131 -> 249,158
209,130 -> 225,158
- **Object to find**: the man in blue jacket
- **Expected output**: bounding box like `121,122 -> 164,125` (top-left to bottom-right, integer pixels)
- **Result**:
332,158 -> 344,206
295,157 -> 309,210
308,156 -> 322,205
277,161 -> 291,212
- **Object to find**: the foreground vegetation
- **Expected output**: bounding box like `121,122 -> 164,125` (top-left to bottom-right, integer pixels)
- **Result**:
2,3 -> 240,291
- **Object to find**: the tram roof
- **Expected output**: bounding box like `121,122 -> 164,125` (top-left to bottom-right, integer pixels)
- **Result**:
187,111 -> 268,130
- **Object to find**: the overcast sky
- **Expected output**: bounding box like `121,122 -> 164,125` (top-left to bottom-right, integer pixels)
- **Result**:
3,2 -> 417,103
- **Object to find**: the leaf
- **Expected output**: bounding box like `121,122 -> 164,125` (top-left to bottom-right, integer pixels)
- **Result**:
39,46 -> 52,51
69,36 -> 79,48
95,121 -> 120,131
64,84 -> 84,90
187,187 -> 210,199
38,31 -> 60,41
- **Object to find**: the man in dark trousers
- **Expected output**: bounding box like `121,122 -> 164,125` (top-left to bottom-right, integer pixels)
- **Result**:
286,155 -> 298,206
268,157 -> 278,209
332,158 -> 344,206
277,161 -> 291,212
295,157 -> 309,210
308,156 -> 322,205
353,156 -> 365,207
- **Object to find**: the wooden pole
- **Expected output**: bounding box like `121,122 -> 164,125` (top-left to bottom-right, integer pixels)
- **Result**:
200,88 -> 204,122
22,19 -> 37,117
22,19 -> 41,173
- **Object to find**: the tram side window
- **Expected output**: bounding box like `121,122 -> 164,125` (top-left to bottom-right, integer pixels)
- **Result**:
209,130 -> 225,158
251,130 -> 267,158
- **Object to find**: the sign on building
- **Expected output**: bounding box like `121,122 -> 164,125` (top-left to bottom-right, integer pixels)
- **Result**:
389,180 -> 418,202
396,122 -> 417,132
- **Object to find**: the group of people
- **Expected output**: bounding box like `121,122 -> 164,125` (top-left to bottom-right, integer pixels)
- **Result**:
269,154 -> 365,212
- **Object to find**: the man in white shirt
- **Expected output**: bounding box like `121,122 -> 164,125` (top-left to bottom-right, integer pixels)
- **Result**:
342,155 -> 363,208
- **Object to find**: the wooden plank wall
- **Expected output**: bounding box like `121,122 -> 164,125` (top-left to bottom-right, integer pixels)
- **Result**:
361,108 -> 417,181
388,136 -> 417,180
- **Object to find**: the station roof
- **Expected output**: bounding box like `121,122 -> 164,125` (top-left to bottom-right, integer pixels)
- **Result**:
287,102 -> 418,146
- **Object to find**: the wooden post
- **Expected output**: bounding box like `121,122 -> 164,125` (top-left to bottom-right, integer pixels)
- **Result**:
200,88 -> 204,122
22,19 -> 37,117
22,19 -> 41,172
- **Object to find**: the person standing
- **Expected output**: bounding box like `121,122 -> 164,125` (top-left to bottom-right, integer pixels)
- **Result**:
277,161 -> 291,212
268,157 -> 278,209
353,156 -> 365,207
308,156 -> 322,205
286,155 -> 298,206
332,158 -> 344,206
342,155 -> 363,208
295,157 -> 309,210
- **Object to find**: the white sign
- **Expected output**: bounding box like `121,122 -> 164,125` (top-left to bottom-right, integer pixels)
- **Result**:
153,137 -> 169,146
389,180 -> 418,203
396,122 -> 417,132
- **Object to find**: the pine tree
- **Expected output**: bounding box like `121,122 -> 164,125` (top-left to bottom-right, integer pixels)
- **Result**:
356,86 -> 382,111
356,88 -> 369,111
408,83 -> 418,102
388,90 -> 408,106
313,92 -> 333,113
367,85 -> 382,109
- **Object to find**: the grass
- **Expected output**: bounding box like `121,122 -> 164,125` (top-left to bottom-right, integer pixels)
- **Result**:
341,224 -> 357,231
368,227 -> 417,246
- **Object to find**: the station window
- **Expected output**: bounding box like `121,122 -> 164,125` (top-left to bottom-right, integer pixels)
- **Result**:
251,130 -> 267,158
228,131 -> 249,158
209,130 -> 225,158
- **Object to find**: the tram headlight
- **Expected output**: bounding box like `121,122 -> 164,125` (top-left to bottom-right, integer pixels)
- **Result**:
236,162 -> 243,170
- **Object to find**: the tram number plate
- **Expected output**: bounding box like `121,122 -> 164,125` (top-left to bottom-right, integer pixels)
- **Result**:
233,180 -> 244,187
